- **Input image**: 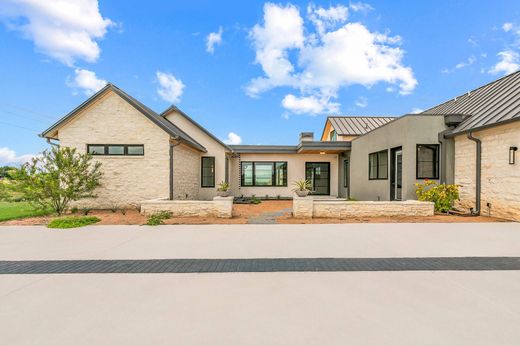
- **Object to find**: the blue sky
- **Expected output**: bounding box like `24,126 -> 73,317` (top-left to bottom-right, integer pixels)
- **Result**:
1,0 -> 520,164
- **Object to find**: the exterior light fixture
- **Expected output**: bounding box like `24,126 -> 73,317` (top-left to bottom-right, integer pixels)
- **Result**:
319,151 -> 326,155
510,146 -> 518,165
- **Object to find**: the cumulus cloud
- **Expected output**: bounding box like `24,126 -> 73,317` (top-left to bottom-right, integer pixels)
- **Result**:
355,96 -> 368,108
66,68 -> 107,95
156,71 -> 185,103
206,26 -> 223,54
247,3 -> 416,115
0,0 -> 113,66
223,132 -> 242,145
410,107 -> 424,114
349,2 -> 374,13
489,50 -> 520,75
0,147 -> 35,165
441,55 -> 476,74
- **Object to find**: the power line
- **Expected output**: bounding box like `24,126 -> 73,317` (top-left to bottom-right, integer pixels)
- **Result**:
0,102 -> 56,120
0,109 -> 50,124
0,120 -> 39,133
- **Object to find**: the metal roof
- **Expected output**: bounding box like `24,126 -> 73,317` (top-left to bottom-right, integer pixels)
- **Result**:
230,141 -> 350,154
40,84 -> 207,152
422,70 -> 520,135
326,116 -> 397,136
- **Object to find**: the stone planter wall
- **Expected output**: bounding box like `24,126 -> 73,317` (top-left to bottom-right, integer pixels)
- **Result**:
293,196 -> 434,218
140,196 -> 233,218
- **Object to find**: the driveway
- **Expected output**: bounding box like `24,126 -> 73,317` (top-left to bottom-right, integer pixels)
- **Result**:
1,223 -> 520,345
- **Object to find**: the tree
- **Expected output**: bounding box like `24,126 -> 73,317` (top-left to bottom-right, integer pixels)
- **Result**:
0,166 -> 17,179
14,147 -> 103,215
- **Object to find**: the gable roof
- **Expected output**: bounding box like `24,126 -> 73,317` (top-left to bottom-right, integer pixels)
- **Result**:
323,116 -> 397,138
40,84 -> 207,152
422,70 -> 520,135
161,105 -> 231,151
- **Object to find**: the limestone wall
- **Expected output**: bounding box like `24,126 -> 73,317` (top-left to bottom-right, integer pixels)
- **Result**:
140,197 -> 233,218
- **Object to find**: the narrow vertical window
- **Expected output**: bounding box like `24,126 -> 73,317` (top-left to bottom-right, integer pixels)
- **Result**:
368,149 -> 388,180
416,144 -> 439,179
201,157 -> 215,187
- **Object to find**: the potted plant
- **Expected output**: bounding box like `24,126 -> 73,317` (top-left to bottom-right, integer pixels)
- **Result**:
293,179 -> 312,197
217,181 -> 231,197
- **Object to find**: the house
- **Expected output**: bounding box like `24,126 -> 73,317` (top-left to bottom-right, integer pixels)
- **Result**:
40,72 -> 520,221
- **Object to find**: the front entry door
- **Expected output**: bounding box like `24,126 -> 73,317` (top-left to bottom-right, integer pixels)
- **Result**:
390,148 -> 403,200
305,162 -> 330,195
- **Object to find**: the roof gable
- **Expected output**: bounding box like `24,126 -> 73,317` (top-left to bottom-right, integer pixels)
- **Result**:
40,84 -> 206,152
322,116 -> 397,139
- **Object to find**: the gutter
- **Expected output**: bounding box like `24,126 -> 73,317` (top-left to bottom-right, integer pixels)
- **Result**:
467,132 -> 481,215
46,138 -> 59,147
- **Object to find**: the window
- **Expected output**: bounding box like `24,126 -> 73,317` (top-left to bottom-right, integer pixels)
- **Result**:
343,159 -> 349,187
416,144 -> 439,179
241,161 -> 287,187
330,130 -> 337,141
368,150 -> 388,180
201,157 -> 215,188
87,144 -> 144,156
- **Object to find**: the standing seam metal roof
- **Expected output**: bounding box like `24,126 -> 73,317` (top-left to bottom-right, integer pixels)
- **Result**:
327,116 -> 397,136
422,70 -> 520,134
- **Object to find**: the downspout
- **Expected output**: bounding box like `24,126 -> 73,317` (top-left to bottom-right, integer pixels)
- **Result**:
467,132 -> 481,215
169,136 -> 181,200
46,138 -> 60,147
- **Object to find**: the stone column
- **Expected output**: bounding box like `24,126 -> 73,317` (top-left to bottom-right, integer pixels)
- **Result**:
213,196 -> 234,218
293,195 -> 314,218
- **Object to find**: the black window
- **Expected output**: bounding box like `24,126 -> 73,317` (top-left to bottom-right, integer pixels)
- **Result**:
241,161 -> 287,187
87,144 -> 144,156
343,159 -> 349,187
369,150 -> 388,180
201,157 -> 215,188
416,144 -> 439,179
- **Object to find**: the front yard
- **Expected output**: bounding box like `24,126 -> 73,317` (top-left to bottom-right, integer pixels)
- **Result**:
0,202 -> 49,222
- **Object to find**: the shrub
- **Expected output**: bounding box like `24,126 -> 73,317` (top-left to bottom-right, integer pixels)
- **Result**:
70,207 -> 79,214
415,180 -> 460,213
47,216 -> 100,229
146,211 -> 172,226
13,147 -> 103,215
82,208 -> 91,215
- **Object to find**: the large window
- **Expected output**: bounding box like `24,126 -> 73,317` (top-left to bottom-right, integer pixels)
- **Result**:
87,144 -> 144,156
368,150 -> 388,180
201,157 -> 215,188
241,161 -> 287,187
330,130 -> 337,141
416,144 -> 439,179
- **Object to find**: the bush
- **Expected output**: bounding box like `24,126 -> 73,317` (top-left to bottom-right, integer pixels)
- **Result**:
415,180 -> 460,213
47,216 -> 100,229
146,211 -> 172,226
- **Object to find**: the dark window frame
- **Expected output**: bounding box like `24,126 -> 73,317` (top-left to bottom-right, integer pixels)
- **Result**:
87,144 -> 144,156
330,130 -> 337,142
343,159 -> 349,188
368,149 -> 388,180
240,161 -> 288,187
201,156 -> 216,188
416,144 -> 440,179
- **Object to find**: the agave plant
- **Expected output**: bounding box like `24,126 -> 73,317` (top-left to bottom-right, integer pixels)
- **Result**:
293,179 -> 312,192
217,181 -> 230,191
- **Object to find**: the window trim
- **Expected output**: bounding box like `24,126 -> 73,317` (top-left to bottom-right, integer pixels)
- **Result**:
240,161 -> 288,187
416,144 -> 440,180
201,156 -> 216,188
87,144 -> 144,156
343,159 -> 349,188
368,149 -> 389,180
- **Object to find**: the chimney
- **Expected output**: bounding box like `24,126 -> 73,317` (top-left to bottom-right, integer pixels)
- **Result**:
300,132 -> 314,142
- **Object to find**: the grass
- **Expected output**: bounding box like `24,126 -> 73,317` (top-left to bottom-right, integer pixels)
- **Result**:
47,216 -> 101,229
0,201 -> 50,222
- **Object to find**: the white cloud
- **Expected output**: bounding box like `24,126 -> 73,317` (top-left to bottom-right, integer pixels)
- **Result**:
156,71 -> 185,103
66,68 -> 106,95
0,0 -> 113,66
503,22 -> 514,32
281,94 -> 340,115
247,3 -> 416,115
442,55 -> 476,74
349,2 -> 374,13
411,107 -> 424,114
489,50 -> 520,75
206,26 -> 223,54
355,96 -> 368,108
223,132 -> 242,145
0,147 -> 35,165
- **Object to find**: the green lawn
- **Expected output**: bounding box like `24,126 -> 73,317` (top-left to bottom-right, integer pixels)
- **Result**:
0,202 -> 50,222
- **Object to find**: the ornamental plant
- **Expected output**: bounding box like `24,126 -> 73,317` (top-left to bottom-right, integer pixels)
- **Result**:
415,180 -> 460,213
13,147 -> 103,215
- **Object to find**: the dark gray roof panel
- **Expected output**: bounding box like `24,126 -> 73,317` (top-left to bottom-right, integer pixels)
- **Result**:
328,116 -> 396,136
422,70 -> 520,134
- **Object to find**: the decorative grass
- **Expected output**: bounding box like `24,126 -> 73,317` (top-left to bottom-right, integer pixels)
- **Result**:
47,216 -> 101,229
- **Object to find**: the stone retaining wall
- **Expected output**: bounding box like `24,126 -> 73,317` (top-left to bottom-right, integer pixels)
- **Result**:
140,197 -> 233,218
293,196 -> 434,218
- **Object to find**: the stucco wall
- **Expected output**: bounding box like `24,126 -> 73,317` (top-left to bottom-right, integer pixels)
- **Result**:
165,111 -> 229,200
349,115 -> 446,201
454,121 -> 520,221
58,91 -> 171,208
231,153 -> 339,197
172,143 -> 200,200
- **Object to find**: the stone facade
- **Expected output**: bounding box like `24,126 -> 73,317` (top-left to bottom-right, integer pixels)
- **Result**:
454,121 -> 520,221
58,91 -> 170,208
293,197 -> 434,218
140,197 -> 233,218
172,143 -> 200,200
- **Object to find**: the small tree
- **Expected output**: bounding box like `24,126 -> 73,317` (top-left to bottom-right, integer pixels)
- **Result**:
415,180 -> 460,213
14,147 -> 103,215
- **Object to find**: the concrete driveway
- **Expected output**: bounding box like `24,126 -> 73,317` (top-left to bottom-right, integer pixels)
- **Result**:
1,223 -> 520,345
